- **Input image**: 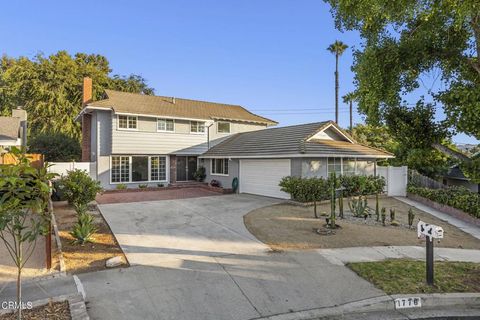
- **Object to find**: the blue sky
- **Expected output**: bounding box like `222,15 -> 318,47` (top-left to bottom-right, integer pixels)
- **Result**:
1,0 -> 477,144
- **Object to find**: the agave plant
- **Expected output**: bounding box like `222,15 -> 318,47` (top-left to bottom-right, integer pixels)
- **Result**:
70,212 -> 98,245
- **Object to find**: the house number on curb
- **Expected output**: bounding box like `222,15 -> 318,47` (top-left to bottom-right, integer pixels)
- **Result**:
394,297 -> 422,309
417,220 -> 444,285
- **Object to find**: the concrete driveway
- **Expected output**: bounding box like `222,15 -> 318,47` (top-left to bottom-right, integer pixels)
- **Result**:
79,194 -> 384,320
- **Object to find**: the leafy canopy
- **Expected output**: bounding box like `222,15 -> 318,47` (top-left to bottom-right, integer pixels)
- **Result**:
0,51 -> 154,141
324,0 -> 480,139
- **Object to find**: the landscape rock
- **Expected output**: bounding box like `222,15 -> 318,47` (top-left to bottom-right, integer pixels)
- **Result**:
105,256 -> 123,268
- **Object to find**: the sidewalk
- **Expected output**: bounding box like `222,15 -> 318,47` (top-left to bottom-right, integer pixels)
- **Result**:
394,196 -> 480,240
317,246 -> 480,265
0,275 -> 78,305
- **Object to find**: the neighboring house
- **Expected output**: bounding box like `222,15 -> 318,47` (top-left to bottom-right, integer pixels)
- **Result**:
76,78 -> 277,189
0,107 -> 27,150
442,153 -> 480,193
200,121 -> 394,198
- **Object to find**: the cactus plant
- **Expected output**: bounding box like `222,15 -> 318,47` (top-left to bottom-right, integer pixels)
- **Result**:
338,189 -> 344,219
381,207 -> 386,226
348,196 -> 368,218
390,208 -> 396,222
329,172 -> 336,229
408,208 -> 415,228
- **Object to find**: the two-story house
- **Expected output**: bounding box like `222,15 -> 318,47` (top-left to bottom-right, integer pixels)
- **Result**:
76,78 -> 277,189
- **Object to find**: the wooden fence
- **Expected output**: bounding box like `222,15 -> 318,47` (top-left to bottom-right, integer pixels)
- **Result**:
408,169 -> 447,189
0,153 -> 44,168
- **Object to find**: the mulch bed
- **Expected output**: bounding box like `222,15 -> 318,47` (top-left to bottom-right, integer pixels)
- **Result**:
53,201 -> 128,274
0,301 -> 70,320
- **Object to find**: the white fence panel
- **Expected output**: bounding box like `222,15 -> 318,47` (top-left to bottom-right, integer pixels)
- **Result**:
377,166 -> 408,197
49,162 -> 96,179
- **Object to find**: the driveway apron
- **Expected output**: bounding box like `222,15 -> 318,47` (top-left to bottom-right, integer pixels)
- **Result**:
79,194 -> 385,320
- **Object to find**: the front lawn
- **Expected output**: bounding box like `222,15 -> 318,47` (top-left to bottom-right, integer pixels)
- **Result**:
244,196 -> 480,250
348,259 -> 480,294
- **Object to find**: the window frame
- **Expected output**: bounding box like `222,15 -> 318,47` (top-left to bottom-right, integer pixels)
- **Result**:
217,121 -> 231,134
117,115 -> 138,130
110,155 -> 168,184
190,121 -> 206,134
327,157 -> 359,176
211,158 -> 229,176
157,118 -> 175,132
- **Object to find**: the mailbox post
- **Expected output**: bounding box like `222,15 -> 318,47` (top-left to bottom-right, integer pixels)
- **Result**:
417,221 -> 444,286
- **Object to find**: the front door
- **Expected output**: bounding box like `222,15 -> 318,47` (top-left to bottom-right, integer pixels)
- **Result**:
176,156 -> 197,181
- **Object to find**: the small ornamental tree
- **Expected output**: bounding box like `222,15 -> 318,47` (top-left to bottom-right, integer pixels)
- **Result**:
0,147 -> 56,320
60,169 -> 102,212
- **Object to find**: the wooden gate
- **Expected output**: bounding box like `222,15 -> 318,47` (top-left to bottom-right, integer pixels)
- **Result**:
0,153 -> 44,168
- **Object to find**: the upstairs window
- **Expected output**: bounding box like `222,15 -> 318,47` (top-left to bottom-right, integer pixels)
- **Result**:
217,122 -> 231,133
157,118 -> 175,132
118,115 -> 137,130
190,121 -> 205,133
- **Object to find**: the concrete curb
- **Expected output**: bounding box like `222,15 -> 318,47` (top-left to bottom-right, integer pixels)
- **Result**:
0,293 -> 89,320
51,210 -> 67,273
254,293 -> 480,320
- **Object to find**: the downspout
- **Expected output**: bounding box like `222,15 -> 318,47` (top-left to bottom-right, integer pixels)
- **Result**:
96,114 -> 100,181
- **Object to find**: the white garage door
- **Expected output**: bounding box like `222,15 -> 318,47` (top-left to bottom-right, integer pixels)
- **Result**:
239,159 -> 291,199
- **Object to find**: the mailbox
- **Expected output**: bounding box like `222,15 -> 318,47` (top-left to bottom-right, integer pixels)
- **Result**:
417,221 -> 444,240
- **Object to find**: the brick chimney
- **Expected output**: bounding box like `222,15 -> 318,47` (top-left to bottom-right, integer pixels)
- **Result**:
81,77 -> 93,162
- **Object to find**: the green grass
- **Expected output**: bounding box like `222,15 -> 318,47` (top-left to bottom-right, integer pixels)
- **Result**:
347,259 -> 480,294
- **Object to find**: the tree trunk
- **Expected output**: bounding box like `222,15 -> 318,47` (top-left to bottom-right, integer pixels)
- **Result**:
16,241 -> 22,320
335,54 -> 339,123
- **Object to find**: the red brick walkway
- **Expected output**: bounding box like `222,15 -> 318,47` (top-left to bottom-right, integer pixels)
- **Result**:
96,187 -> 222,204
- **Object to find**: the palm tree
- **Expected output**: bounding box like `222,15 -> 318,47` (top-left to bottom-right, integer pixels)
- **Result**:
327,41 -> 349,124
342,92 -> 356,132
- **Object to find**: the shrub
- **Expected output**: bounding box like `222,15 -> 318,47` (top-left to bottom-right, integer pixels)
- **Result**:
70,212 -> 97,245
157,183 -> 164,187
28,132 -> 81,161
193,167 -> 207,182
138,184 -> 148,189
116,184 -> 127,190
279,175 -> 386,203
61,169 -> 102,211
407,185 -> 480,218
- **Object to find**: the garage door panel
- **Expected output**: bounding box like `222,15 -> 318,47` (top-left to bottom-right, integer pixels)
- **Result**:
239,159 -> 291,199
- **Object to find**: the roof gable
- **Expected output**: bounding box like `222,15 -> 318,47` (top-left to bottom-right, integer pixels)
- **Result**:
306,122 -> 354,143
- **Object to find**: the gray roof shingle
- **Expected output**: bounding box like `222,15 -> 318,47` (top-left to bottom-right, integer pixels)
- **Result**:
88,90 -> 277,125
201,121 -> 394,158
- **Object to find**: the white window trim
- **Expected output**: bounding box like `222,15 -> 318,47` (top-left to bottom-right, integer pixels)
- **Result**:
117,115 -> 138,131
110,155 -> 169,184
157,118 -> 175,133
211,158 -> 229,176
217,121 -> 231,134
190,121 -> 206,134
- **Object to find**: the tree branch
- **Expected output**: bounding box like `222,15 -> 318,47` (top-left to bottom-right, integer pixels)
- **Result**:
470,13 -> 480,76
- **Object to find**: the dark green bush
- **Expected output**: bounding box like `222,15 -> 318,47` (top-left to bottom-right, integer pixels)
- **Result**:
407,185 -> 480,218
279,175 -> 385,202
60,169 -> 102,210
29,132 -> 81,162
